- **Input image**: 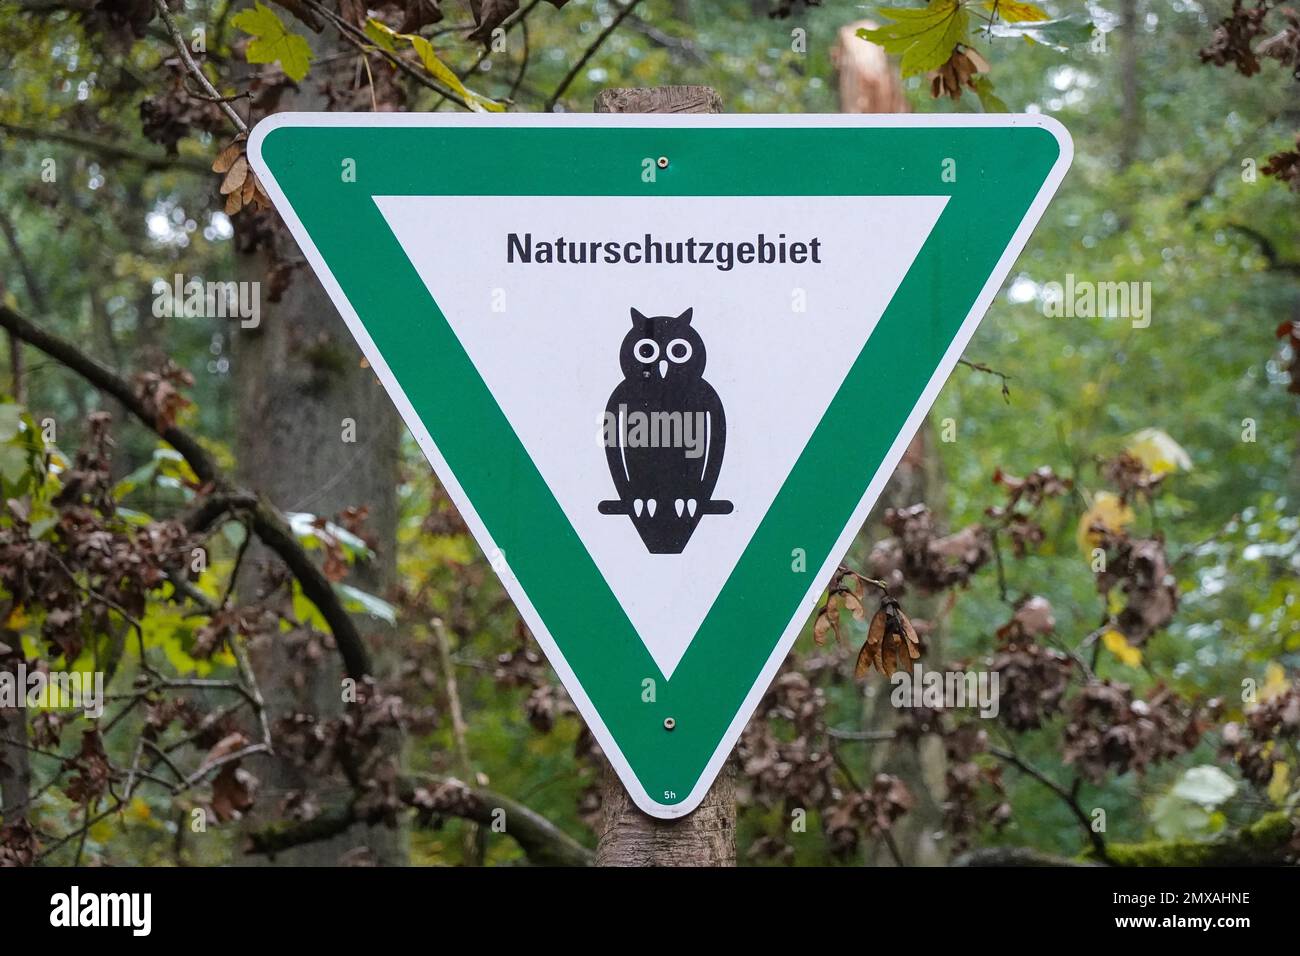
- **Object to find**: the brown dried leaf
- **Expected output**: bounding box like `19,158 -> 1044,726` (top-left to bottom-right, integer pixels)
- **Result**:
212,139 -> 244,175
220,155 -> 248,196
854,638 -> 873,678
866,606 -> 886,648
813,609 -> 833,646
843,591 -> 866,622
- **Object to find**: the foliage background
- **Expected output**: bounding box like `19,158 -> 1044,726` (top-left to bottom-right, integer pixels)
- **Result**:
0,0 -> 1296,866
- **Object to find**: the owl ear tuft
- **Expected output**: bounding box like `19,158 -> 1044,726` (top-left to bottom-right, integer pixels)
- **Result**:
678,307 -> 694,323
630,308 -> 647,324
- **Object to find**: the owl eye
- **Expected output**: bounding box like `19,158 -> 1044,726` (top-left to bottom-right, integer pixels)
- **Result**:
633,338 -> 660,363
666,338 -> 693,364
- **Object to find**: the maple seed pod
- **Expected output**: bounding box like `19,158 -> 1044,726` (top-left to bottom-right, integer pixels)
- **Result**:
855,596 -> 921,679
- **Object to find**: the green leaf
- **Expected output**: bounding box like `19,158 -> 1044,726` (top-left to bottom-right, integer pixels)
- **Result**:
285,511 -> 374,560
984,15 -> 1095,51
0,403 -> 21,442
1171,765 -> 1238,808
222,520 -> 249,549
28,515 -> 56,540
971,74 -> 1008,112
364,17 -> 504,112
0,444 -> 31,485
232,1 -> 313,82
1150,791 -> 1217,840
860,1 -> 971,78
1150,766 -> 1239,840
113,460 -> 157,500
335,583 -> 398,625
114,507 -> 154,526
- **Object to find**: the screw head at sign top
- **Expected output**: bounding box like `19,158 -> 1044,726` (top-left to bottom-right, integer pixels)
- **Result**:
663,717 -> 676,731
656,156 -> 669,169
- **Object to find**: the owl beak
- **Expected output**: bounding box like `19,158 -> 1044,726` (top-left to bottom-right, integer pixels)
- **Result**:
658,360 -> 668,379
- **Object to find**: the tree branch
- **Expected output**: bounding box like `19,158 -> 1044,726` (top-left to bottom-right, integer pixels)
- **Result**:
0,209 -> 49,315
0,122 -> 213,174
0,208 -> 42,405
153,0 -> 249,133
0,303 -> 220,484
953,846 -> 1099,866
989,745 -> 1108,861
545,0 -> 645,112
0,303 -> 374,680
957,358 -> 1012,402
957,812 -> 1300,866
244,775 -> 594,866
1226,221 -> 1300,276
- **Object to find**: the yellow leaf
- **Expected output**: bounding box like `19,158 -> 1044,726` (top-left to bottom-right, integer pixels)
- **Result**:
128,797 -> 153,822
1266,762 -> 1290,805
1261,662 -> 1289,702
1105,589 -> 1126,617
4,606 -> 28,629
1126,428 -> 1192,477
363,18 -> 399,53
365,18 -> 504,112
983,0 -> 1050,22
1102,629 -> 1142,667
1077,490 -> 1134,556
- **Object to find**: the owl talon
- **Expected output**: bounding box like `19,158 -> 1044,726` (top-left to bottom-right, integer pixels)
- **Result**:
633,498 -> 644,517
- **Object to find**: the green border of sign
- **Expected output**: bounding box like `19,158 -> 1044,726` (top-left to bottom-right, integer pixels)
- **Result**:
249,113 -> 1072,818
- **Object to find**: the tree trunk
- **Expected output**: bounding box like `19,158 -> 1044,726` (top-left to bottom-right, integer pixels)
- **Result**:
0,637 -> 32,830
596,760 -> 735,866
831,20 -> 909,114
591,84 -> 736,867
233,28 -> 404,867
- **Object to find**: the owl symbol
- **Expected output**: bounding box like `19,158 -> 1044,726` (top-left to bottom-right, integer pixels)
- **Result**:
598,307 -> 732,554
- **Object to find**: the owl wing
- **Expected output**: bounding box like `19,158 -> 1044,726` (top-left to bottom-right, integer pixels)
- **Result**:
699,382 -> 727,495
602,384 -> 634,506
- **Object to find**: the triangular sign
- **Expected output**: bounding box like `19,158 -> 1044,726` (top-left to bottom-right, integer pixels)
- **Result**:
250,113 -> 1072,819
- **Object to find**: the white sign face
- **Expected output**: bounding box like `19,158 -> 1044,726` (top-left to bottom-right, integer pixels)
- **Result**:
377,194 -> 948,676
